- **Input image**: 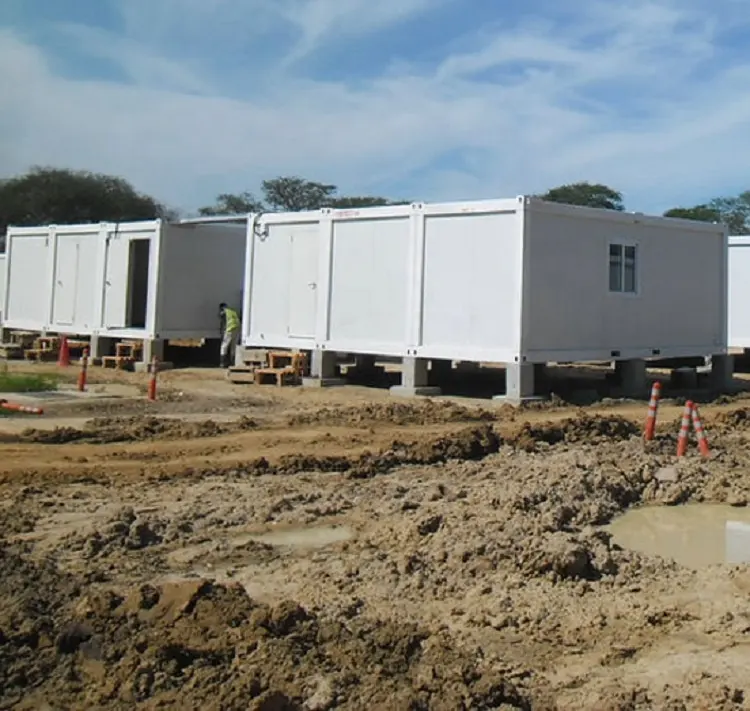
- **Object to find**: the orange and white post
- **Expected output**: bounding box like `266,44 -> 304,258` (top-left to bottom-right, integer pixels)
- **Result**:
676,400 -> 693,457
644,381 -> 662,441
0,399 -> 43,415
691,404 -> 710,458
77,348 -> 89,392
147,356 -> 158,401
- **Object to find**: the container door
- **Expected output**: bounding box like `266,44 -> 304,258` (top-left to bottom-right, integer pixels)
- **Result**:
52,236 -> 79,326
287,225 -> 319,338
102,233 -> 130,328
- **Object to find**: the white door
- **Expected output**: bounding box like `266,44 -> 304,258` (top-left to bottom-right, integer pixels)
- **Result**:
287,226 -> 319,338
102,233 -> 130,328
52,237 -> 79,326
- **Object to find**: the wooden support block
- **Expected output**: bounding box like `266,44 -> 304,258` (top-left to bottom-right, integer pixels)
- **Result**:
101,356 -> 135,370
227,367 -> 257,384
254,366 -> 300,386
0,344 -> 23,360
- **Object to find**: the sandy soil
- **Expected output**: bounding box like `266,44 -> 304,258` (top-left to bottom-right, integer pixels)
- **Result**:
3,365 -> 750,709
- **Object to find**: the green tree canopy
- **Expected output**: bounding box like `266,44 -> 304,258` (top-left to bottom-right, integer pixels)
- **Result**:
663,193 -> 750,234
0,167 -> 173,238
198,191 -> 264,216
538,182 -> 625,211
663,205 -> 721,223
197,175 -> 408,215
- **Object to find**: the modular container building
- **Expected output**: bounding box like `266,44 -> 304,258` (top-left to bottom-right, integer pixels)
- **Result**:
1,220 -> 245,356
239,197 -> 727,371
728,235 -> 750,349
0,252 -> 5,325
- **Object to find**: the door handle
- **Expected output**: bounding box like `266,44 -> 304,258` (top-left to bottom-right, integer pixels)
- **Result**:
308,282 -> 317,289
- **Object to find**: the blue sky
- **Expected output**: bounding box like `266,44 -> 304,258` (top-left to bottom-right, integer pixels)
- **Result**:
2,0 -> 750,216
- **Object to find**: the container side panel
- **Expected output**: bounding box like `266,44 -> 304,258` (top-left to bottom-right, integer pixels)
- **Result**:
102,233 -> 132,329
0,255 -> 6,323
523,210 -> 725,356
159,224 -> 246,336
287,225 -> 319,338
328,217 -> 410,346
52,236 -> 78,325
421,212 -> 521,352
729,244 -> 750,347
248,222 -> 321,342
249,224 -> 292,340
74,237 -> 99,330
6,235 -> 49,326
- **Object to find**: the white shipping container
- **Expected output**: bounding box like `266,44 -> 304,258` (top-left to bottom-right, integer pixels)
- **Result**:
241,197 -> 727,366
728,235 -> 750,349
0,253 -> 5,325
2,220 -> 246,345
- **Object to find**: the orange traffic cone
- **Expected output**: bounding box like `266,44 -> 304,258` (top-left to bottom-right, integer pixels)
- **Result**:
58,336 -> 70,367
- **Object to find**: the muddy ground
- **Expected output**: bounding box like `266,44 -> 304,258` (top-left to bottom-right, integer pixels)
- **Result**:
3,364 -> 750,709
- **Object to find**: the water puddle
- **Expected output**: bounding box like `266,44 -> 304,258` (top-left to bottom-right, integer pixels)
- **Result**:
607,504 -> 750,569
248,524 -> 353,548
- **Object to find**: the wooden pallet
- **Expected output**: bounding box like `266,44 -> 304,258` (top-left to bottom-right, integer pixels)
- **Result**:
101,356 -> 135,370
9,332 -> 37,348
115,340 -> 143,358
254,366 -> 300,386
0,343 -> 24,360
268,350 -> 307,371
240,349 -> 269,368
24,348 -> 58,362
227,366 -> 257,384
34,337 -> 60,351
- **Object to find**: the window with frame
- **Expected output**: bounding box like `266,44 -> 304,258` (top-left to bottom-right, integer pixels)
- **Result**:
609,243 -> 637,293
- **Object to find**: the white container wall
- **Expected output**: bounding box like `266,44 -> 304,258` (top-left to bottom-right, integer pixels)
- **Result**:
728,235 -> 750,348
2,220 -> 246,340
242,197 -> 727,363
0,253 -> 5,325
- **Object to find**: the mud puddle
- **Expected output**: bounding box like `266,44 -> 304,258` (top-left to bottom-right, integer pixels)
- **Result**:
607,503 -> 750,568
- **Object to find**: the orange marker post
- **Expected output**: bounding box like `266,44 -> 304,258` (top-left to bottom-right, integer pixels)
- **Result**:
57,336 -> 70,367
77,348 -> 89,392
691,404 -> 710,458
676,400 -> 693,457
644,381 -> 662,441
0,399 -> 44,415
147,356 -> 158,401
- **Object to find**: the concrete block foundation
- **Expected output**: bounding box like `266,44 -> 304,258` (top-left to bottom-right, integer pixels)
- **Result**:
492,362 -> 546,403
709,354 -> 734,391
614,359 -> 648,398
303,350 -> 344,388
390,357 -> 441,397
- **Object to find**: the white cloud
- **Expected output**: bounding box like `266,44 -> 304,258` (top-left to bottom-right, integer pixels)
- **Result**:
1,0 -> 750,215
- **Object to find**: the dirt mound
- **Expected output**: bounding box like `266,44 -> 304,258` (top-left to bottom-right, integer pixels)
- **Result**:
712,407 -> 750,430
18,415 -> 258,444
509,414 -> 640,452
228,424 -> 502,479
63,507 -> 167,560
287,400 -> 496,427
0,550 -> 531,710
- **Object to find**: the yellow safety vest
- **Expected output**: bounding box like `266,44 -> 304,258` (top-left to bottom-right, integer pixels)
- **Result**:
224,307 -> 240,332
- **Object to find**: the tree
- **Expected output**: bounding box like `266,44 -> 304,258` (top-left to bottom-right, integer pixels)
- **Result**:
663,193 -> 750,234
197,176 -> 409,215
261,176 -> 338,212
708,193 -> 750,234
663,205 -> 721,223
539,182 -> 625,211
326,195 -> 409,209
0,166 -> 174,251
0,167 -> 172,238
198,191 -> 264,216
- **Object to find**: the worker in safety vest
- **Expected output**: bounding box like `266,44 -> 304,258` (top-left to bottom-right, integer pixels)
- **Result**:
218,302 -> 240,368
